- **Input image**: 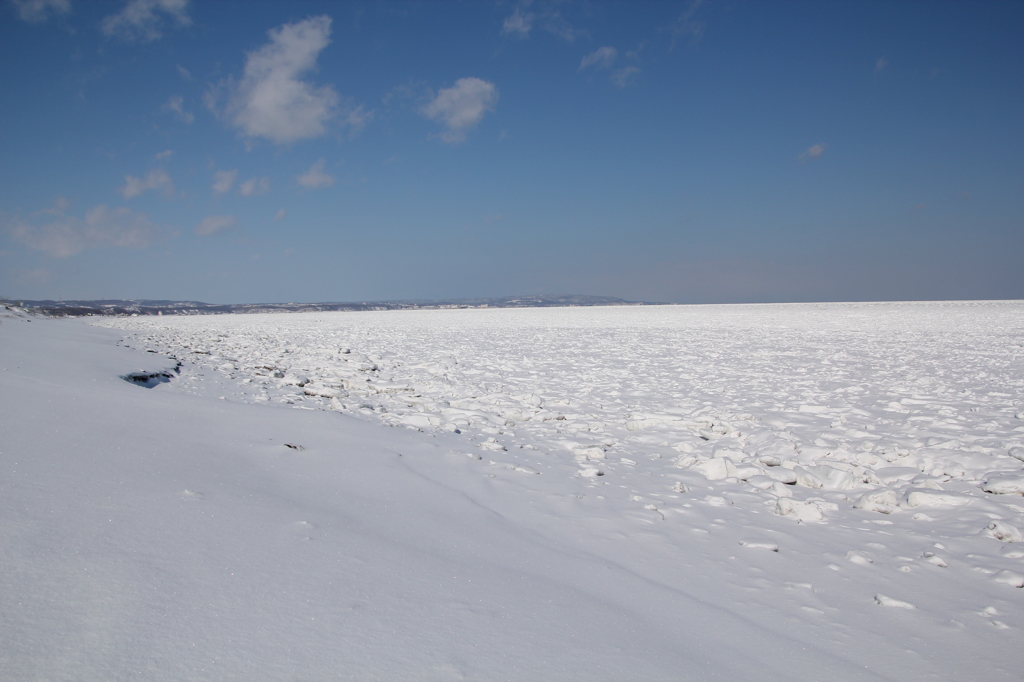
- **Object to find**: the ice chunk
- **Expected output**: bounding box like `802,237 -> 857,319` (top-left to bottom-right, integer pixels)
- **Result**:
625,418 -> 660,431
400,414 -> 439,429
693,457 -> 738,481
774,498 -> 826,522
745,475 -> 777,491
981,473 -> 1024,495
303,384 -> 340,398
675,455 -> 698,468
984,520 -> 1023,543
874,467 -> 921,484
573,445 -> 606,460
854,489 -> 899,514
733,465 -> 763,480
712,447 -> 746,462
796,446 -> 831,461
772,481 -> 794,498
794,466 -> 824,489
992,570 -> 1024,588
805,465 -> 858,490
762,467 -> 797,484
846,551 -> 873,566
875,594 -> 915,609
903,490 -> 970,508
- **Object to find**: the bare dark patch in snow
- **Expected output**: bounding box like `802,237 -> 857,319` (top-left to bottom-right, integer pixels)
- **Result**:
122,363 -> 180,388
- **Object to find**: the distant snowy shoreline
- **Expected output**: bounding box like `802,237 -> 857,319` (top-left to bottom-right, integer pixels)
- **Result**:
10,294 -> 662,318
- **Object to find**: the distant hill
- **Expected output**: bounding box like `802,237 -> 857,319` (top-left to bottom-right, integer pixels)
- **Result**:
12,294 -> 665,317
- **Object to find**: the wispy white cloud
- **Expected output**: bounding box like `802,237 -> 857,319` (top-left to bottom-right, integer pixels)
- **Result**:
154,149 -> 174,160
542,12 -> 583,42
342,105 -> 373,136
11,0 -> 70,23
101,0 -> 191,43
274,208 -> 286,220
501,4 -> 534,38
212,169 -> 237,194
176,64 -> 191,80
501,1 -> 582,42
9,218 -> 81,258
420,77 -> 498,144
121,168 -> 174,199
580,46 -> 617,70
875,57 -> 888,72
8,204 -> 160,257
800,143 -> 827,161
581,46 -> 642,87
296,159 -> 334,189
667,0 -> 706,48
195,214 -> 236,236
610,66 -> 640,88
83,205 -> 159,248
239,176 -> 270,196
162,95 -> 194,124
211,15 -> 363,145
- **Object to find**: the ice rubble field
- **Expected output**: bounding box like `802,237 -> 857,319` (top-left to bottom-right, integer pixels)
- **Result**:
3,301 -> 1024,680
103,302 -> 1024,524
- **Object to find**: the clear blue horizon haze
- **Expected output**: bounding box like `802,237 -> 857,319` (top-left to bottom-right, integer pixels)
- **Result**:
1,0 -> 1021,304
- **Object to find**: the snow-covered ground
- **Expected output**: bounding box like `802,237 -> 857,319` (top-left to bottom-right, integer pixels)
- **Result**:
4,301 -> 1024,680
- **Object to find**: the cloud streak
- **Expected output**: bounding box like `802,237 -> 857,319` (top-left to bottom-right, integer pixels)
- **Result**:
11,0 -> 70,23
421,78 -> 498,144
501,1 -> 582,42
121,169 -> 174,199
164,95 -> 193,124
296,159 -> 334,189
667,0 -> 706,48
8,204 -> 160,257
502,5 -> 534,38
212,169 -> 237,194
101,0 -> 192,42
239,177 -> 270,196
610,66 -> 640,88
195,215 -> 236,236
580,47 -> 617,70
800,143 -> 827,161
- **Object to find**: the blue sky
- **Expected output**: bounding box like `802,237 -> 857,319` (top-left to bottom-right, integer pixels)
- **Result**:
1,0 -> 1021,304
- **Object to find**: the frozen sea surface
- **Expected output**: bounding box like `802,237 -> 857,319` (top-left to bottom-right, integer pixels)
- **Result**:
100,302 -> 1024,514
3,301 -> 1023,680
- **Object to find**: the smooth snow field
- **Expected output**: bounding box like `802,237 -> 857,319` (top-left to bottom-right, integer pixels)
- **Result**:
4,302 -> 1024,680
